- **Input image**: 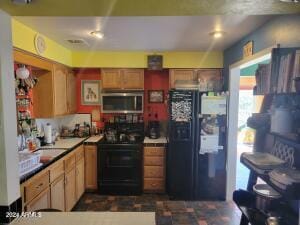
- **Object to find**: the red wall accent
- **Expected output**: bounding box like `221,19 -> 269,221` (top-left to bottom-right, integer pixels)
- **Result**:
75,68 -> 170,127
144,69 -> 169,122
75,68 -> 101,113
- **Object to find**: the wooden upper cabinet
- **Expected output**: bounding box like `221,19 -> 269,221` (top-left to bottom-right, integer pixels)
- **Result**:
32,70 -> 55,118
122,69 -> 144,89
53,64 -> 68,116
169,69 -> 196,88
101,69 -> 122,89
67,70 -> 77,114
102,69 -> 144,90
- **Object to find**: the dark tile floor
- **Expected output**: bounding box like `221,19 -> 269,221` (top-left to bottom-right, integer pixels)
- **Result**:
73,193 -> 242,225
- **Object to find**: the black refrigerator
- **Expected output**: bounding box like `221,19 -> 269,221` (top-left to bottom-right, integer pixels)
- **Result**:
167,90 -> 227,200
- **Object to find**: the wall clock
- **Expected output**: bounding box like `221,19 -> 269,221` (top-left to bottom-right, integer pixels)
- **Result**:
34,34 -> 46,55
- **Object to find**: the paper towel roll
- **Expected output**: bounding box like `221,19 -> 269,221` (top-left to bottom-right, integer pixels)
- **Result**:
44,123 -> 52,144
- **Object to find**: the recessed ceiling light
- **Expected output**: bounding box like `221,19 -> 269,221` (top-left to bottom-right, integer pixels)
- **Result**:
279,0 -> 299,2
209,31 -> 226,39
90,31 -> 104,39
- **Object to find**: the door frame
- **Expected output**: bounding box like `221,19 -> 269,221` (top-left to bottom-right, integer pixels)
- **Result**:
225,46 -> 274,201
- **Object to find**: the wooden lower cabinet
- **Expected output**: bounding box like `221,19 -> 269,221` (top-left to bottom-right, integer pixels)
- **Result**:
64,167 -> 77,211
50,175 -> 65,211
143,146 -> 166,193
76,158 -> 85,200
84,145 -> 98,190
25,188 -> 50,212
21,144 -> 86,212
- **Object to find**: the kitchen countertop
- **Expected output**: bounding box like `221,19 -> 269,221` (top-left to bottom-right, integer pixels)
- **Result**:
11,212 -> 155,225
39,138 -> 87,149
20,136 -> 103,183
84,135 -> 103,143
144,136 -> 168,144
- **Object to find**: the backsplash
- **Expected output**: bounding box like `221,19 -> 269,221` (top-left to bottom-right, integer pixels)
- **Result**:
35,113 -> 91,134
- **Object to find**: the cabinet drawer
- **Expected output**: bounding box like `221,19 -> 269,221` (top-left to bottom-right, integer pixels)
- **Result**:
144,156 -> 164,166
144,178 -> 164,191
144,166 -> 164,178
75,145 -> 84,161
24,171 -> 49,203
49,160 -> 64,182
144,147 -> 165,156
64,153 -> 76,172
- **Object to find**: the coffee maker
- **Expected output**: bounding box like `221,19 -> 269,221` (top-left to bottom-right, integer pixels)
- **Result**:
147,121 -> 160,139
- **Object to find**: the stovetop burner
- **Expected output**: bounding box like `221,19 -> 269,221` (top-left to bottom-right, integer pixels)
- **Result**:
101,122 -> 145,145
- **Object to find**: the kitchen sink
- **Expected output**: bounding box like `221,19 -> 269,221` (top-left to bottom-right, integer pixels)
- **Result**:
34,149 -> 66,163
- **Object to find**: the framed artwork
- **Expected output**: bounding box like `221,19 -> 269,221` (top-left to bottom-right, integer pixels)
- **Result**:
81,80 -> 101,105
148,90 -> 164,103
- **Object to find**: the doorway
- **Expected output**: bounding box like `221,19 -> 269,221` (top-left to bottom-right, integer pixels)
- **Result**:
235,59 -> 270,190
226,48 -> 272,200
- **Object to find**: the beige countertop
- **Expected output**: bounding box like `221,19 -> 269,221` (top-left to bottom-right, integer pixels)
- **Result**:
84,135 -> 103,143
144,136 -> 168,144
11,212 -> 155,225
39,138 -> 86,149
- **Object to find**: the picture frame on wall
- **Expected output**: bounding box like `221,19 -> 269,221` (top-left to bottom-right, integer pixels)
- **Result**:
81,80 -> 101,105
148,90 -> 164,103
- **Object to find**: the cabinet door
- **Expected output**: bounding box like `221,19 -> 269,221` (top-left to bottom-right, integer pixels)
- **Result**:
64,167 -> 76,211
53,64 -> 68,116
76,158 -> 85,200
25,188 -> 50,212
50,175 -> 65,211
169,69 -> 196,88
196,69 -> 222,91
122,69 -> 144,89
102,69 -> 121,89
67,70 -> 77,114
84,145 -> 97,190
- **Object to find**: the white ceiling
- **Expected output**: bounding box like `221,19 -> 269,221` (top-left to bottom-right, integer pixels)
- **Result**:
15,16 -> 273,51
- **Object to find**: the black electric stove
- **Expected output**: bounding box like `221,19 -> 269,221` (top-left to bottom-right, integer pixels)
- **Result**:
98,123 -> 144,195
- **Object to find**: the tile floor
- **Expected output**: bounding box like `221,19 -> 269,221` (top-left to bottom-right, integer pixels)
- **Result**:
73,193 -> 242,225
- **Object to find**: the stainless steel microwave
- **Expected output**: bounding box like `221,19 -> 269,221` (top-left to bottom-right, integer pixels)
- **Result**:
101,93 -> 144,113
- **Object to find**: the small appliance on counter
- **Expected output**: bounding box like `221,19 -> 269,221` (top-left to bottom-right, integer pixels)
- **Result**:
147,121 -> 160,139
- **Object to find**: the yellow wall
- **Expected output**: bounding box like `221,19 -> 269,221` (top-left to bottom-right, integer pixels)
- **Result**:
12,19 -> 73,66
12,19 -> 223,68
72,51 -> 223,68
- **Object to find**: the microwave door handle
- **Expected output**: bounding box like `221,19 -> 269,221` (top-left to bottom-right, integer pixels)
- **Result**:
134,97 -> 137,110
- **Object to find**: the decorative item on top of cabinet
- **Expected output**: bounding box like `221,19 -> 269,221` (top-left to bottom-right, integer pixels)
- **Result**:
102,68 -> 144,90
84,144 -> 98,191
143,146 -> 166,193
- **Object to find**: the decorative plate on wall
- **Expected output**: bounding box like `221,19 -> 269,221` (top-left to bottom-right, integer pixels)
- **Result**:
34,34 -> 46,55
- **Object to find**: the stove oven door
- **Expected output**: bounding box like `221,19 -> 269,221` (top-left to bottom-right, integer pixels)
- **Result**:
98,145 -> 142,194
